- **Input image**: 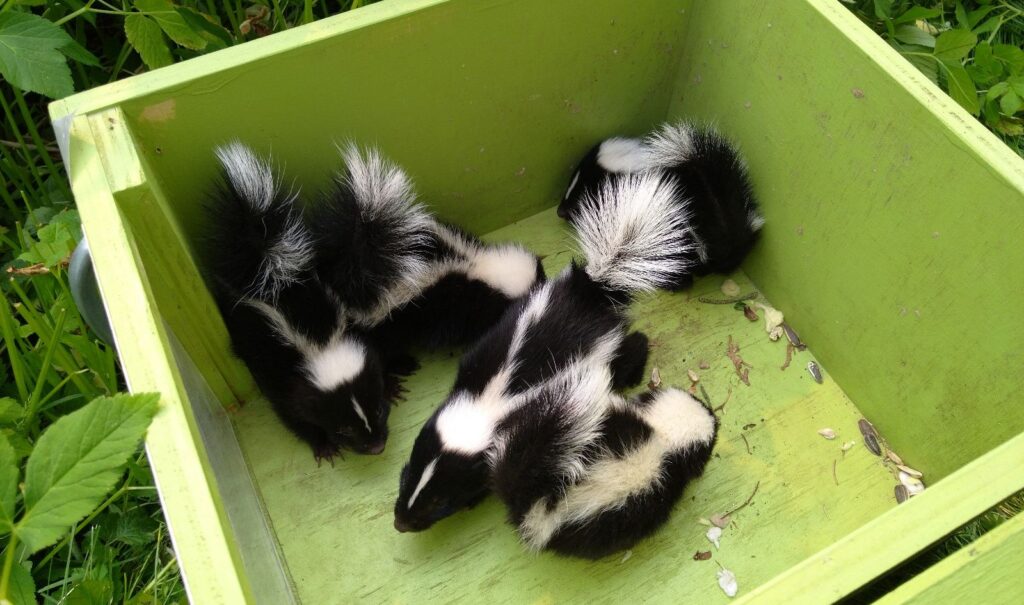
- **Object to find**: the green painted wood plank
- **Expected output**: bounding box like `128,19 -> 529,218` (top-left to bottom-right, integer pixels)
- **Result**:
667,0 -> 1024,482
233,207 -> 896,603
66,110 -> 256,604
878,512 -> 1024,605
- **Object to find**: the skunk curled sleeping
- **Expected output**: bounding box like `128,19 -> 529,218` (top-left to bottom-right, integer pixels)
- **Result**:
560,121 -> 764,287
204,143 -> 391,460
394,172 -> 694,533
205,143 -> 544,462
491,383 -> 718,559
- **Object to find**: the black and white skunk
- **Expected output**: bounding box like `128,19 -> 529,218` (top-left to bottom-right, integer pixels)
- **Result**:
394,172 -> 693,532
491,385 -> 718,559
560,121 -> 764,285
308,144 -> 546,350
204,143 -> 393,461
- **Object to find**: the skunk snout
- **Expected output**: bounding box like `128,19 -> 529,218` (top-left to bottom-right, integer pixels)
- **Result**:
556,204 -> 570,219
365,440 -> 386,455
394,517 -> 412,533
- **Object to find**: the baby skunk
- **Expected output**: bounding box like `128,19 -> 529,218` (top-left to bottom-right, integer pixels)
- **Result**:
560,121 -> 764,285
394,172 -> 693,532
204,142 -> 393,461
307,144 -> 545,353
491,385 -> 718,559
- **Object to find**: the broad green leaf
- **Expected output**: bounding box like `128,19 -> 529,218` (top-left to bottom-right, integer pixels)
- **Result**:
0,397 -> 24,425
1,429 -> 32,462
999,90 -> 1022,115
135,0 -> 207,51
0,12 -> 74,98
972,16 -> 1002,35
67,578 -> 114,605
994,44 -> 1024,75
17,209 -> 82,268
893,6 -> 942,25
1009,75 -> 1024,98
873,0 -> 893,19
955,1 -> 969,29
894,25 -> 935,48
125,14 -> 173,70
7,562 -> 35,605
968,5 -> 998,28
903,52 -> 939,84
16,393 -> 159,554
933,29 -> 977,62
943,60 -> 981,115
59,37 -> 100,67
177,7 -> 232,49
0,432 -> 18,535
987,81 -> 1010,100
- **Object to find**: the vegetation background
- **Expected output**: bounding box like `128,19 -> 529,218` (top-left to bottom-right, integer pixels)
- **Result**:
0,0 -> 1019,603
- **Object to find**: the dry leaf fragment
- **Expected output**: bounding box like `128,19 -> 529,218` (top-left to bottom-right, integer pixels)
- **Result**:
899,472 -> 925,495
721,279 -> 741,296
742,304 -> 759,322
818,428 -> 836,440
710,513 -> 731,528
699,360 -> 711,370
648,367 -> 662,390
717,568 -> 739,598
897,465 -> 923,478
688,369 -> 700,383
726,336 -> 751,386
693,550 -> 712,561
706,526 -> 723,549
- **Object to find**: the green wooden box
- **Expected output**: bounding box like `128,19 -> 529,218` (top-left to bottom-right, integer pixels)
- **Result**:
49,0 -> 1024,602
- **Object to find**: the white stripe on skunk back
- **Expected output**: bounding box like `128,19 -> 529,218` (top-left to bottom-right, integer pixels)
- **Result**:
519,388 -> 717,552
575,172 -> 695,293
596,137 -> 652,173
643,121 -> 698,168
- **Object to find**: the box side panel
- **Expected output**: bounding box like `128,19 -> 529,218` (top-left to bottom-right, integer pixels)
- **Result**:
668,0 -> 1024,480
877,511 -> 1024,605
119,0 -> 690,238
68,109 -> 264,604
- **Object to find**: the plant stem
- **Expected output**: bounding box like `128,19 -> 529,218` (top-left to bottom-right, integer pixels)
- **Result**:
55,0 -> 97,26
24,307 -> 68,425
0,532 -> 18,601
0,298 -> 29,402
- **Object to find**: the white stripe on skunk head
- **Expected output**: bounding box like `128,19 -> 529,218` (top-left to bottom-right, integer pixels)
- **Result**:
575,172 -> 695,293
596,137 -> 652,173
564,170 -> 581,201
406,456 -> 438,509
304,337 -> 366,391
351,396 -> 372,432
467,245 -> 541,299
435,393 -> 499,454
215,141 -> 277,212
644,121 -> 697,168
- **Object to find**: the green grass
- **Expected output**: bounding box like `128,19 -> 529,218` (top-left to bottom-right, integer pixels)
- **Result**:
0,0 -> 1021,602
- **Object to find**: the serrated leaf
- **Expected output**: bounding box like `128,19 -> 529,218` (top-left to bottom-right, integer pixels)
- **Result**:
893,6 -> 941,25
0,432 -> 18,535
0,12 -> 74,98
108,509 -> 158,546
177,7 -> 232,49
1000,90 -> 1023,115
1,428 -> 33,461
125,14 -> 173,70
934,29 -> 978,62
894,25 -> 935,48
8,562 -> 35,605
16,393 -> 159,554
995,45 -> 1024,76
17,209 -> 81,268
943,60 -> 981,115
135,0 -> 207,50
955,1 -> 969,29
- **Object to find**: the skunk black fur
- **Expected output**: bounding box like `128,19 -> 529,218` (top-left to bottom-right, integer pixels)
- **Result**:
560,121 -> 764,285
394,172 -> 693,533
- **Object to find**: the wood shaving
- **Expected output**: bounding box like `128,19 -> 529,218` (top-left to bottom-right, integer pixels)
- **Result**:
897,465 -> 923,478
648,367 -> 662,390
886,450 -> 904,465
688,369 -> 700,383
818,428 -> 836,440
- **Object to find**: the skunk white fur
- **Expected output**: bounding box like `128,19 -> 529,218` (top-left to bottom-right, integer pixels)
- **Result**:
394,172 -> 692,532
491,386 -> 718,559
206,143 -> 543,462
560,121 -> 764,287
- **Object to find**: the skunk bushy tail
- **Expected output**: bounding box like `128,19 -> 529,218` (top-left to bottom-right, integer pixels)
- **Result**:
308,144 -> 436,317
574,172 -> 695,296
645,122 -> 764,275
206,142 -> 313,302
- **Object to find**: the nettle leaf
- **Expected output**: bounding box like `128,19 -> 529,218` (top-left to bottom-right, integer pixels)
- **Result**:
18,208 -> 82,268
894,25 -> 935,48
994,45 -> 1024,76
16,393 -> 159,554
125,14 -> 173,70
0,432 -> 18,535
934,29 -> 978,62
943,60 -> 981,115
135,0 -> 207,50
0,12 -> 73,98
